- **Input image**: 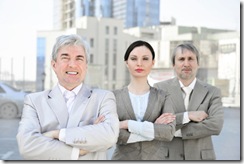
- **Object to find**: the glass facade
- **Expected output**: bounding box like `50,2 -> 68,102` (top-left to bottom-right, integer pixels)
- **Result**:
74,0 -> 159,28
117,0 -> 160,28
79,0 -> 112,17
36,37 -> 46,91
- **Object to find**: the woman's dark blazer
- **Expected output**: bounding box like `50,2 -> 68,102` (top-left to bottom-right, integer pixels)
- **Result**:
112,86 -> 175,160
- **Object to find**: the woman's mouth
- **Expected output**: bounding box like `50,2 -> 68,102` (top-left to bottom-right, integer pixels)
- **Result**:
135,69 -> 143,73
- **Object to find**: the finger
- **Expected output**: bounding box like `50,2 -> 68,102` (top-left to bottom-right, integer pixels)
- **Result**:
94,116 -> 105,124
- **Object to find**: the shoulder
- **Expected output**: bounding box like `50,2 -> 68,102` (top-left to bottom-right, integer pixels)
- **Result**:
150,86 -> 169,99
196,79 -> 221,95
197,79 -> 220,90
91,88 -> 116,100
153,78 -> 176,91
25,90 -> 50,99
112,87 -> 127,96
92,88 -> 113,95
154,78 -> 175,86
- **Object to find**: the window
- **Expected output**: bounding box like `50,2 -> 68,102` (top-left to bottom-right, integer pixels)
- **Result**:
220,44 -> 236,54
90,54 -> 94,63
106,26 -> 109,35
112,68 -> 116,81
113,53 -> 117,66
90,38 -> 94,48
114,27 -> 118,35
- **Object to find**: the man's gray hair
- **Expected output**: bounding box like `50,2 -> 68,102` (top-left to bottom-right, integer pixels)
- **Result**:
51,34 -> 90,63
171,42 -> 199,65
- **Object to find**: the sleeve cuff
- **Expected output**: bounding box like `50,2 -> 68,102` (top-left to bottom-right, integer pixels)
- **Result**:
59,128 -> 66,142
183,112 -> 191,124
128,120 -> 141,134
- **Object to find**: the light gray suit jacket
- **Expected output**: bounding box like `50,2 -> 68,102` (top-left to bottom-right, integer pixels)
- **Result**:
16,84 -> 119,160
112,87 -> 175,160
154,78 -> 224,160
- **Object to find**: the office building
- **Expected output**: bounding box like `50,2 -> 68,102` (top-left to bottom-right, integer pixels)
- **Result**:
53,0 -> 160,29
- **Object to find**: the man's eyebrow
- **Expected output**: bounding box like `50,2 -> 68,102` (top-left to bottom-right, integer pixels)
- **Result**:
77,55 -> 85,58
60,53 -> 69,56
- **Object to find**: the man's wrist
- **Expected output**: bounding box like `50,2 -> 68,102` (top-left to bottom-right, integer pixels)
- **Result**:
54,130 -> 60,139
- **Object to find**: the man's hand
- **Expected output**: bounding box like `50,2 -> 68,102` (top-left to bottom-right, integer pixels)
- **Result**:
93,115 -> 105,124
154,113 -> 176,124
188,111 -> 208,122
43,130 -> 60,139
79,149 -> 89,156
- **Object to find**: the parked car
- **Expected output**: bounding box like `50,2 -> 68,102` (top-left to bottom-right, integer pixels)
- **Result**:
0,82 -> 28,119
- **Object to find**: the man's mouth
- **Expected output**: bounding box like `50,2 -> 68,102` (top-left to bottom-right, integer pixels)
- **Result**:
66,71 -> 78,75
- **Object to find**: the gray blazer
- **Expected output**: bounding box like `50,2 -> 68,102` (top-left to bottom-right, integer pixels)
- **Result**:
154,78 -> 224,160
16,84 -> 119,160
112,87 -> 175,160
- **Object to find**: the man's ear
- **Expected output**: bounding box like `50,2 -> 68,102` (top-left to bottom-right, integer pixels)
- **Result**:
51,60 -> 56,69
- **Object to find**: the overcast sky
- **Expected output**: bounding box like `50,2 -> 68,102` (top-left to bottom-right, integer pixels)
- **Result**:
0,0 -> 241,81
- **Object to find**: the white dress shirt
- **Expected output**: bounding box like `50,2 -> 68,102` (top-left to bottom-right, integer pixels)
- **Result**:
58,83 -> 83,159
127,91 -> 154,143
174,78 -> 196,137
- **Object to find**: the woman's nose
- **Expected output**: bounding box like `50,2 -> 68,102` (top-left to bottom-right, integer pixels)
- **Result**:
137,59 -> 142,66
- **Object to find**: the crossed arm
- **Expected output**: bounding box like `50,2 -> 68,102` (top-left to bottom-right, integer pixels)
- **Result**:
119,112 -> 175,144
43,115 -> 106,156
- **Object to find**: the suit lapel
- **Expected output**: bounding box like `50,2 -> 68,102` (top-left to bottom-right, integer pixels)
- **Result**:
66,84 -> 92,128
189,80 -> 208,111
122,87 -> 137,120
169,78 -> 186,112
143,87 -> 156,121
47,85 -> 69,128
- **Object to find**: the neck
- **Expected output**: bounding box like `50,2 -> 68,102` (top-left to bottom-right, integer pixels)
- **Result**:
180,78 -> 195,87
128,77 -> 150,95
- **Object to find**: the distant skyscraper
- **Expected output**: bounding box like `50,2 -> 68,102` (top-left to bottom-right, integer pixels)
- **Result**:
53,0 -> 160,29
53,0 -> 112,29
113,0 -> 160,28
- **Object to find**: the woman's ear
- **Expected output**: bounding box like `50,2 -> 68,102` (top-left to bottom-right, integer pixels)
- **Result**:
125,61 -> 129,67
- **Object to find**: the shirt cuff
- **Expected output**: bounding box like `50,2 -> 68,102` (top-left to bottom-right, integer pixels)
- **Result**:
128,120 -> 154,139
59,128 -> 66,142
71,147 -> 80,160
183,112 -> 191,124
128,120 -> 141,134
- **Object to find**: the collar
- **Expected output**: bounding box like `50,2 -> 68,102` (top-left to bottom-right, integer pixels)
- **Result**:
58,83 -> 83,96
179,78 -> 196,90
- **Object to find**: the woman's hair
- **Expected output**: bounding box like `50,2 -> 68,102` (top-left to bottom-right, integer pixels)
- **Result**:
171,42 -> 199,65
124,40 -> 155,61
51,34 -> 90,63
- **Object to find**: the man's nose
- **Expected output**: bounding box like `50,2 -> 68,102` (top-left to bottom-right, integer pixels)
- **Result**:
183,60 -> 190,66
68,60 -> 76,67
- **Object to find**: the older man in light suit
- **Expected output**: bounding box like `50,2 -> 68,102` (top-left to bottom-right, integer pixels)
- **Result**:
16,34 -> 119,160
154,43 -> 224,160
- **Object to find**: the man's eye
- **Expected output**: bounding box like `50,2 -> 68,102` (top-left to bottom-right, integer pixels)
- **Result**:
61,57 -> 69,60
77,58 -> 84,61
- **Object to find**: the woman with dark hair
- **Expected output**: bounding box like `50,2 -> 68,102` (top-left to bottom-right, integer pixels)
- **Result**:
111,40 -> 176,160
